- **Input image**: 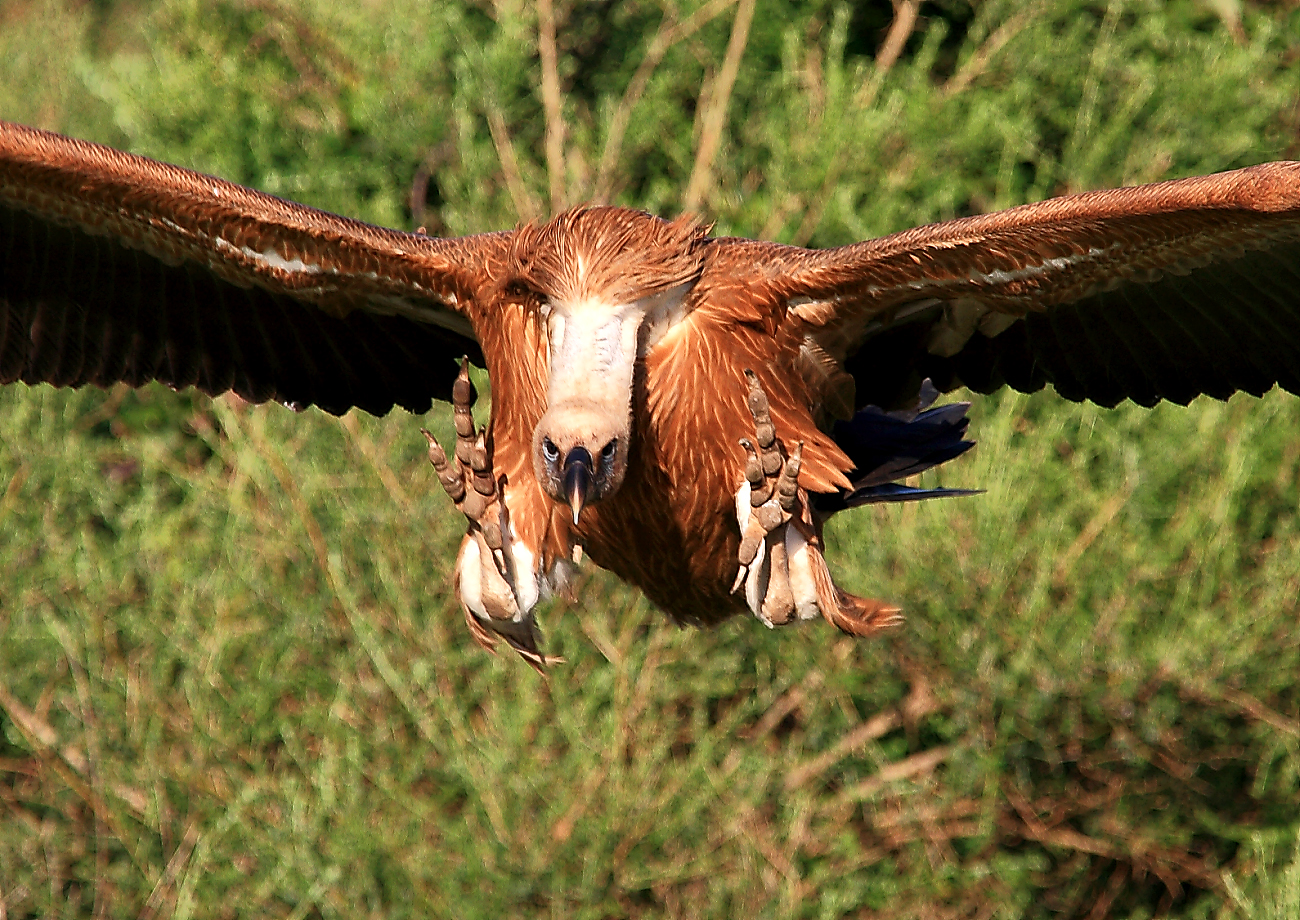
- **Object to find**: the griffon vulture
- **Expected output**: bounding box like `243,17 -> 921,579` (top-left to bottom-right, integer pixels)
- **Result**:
3,120 -> 1299,669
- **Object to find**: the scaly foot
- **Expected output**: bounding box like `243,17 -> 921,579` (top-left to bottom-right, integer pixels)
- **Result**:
732,370 -> 904,637
423,359 -> 558,671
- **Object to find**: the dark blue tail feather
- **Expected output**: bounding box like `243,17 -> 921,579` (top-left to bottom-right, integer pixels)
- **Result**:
835,482 -> 983,506
814,382 -> 980,515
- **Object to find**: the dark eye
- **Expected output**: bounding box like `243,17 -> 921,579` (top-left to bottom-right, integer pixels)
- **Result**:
542,438 -> 559,461
600,439 -> 617,462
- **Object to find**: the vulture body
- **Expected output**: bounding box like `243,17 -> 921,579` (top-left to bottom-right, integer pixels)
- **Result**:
3,119 -> 1300,668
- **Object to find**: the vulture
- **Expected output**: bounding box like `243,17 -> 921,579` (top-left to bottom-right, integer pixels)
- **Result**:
3,119 -> 1300,669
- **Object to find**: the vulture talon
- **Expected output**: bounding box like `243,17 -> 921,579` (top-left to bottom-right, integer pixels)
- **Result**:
734,372 -> 902,635
733,371 -> 803,626
428,359 -> 551,668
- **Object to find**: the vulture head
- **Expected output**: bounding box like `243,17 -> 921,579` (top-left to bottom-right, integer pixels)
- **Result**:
509,207 -> 708,522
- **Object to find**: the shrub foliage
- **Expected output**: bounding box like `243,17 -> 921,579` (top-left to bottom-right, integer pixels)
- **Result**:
2,1 -> 1300,917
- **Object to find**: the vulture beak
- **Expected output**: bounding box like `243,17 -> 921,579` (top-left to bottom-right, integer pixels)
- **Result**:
563,447 -> 593,524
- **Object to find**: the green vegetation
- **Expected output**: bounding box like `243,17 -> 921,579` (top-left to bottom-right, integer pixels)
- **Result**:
3,1 -> 1300,916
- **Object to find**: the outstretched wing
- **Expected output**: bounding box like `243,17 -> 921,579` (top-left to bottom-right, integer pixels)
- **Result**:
0,121 -> 508,416
728,163 -> 1300,411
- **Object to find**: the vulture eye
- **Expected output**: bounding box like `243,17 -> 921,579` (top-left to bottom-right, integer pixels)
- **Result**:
542,438 -> 559,462
505,280 -> 533,300
600,439 -> 617,462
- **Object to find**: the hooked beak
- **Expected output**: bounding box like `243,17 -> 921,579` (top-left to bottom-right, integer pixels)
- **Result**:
563,447 -> 593,524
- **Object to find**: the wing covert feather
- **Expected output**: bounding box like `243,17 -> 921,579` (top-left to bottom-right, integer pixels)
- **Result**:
0,120 -> 507,415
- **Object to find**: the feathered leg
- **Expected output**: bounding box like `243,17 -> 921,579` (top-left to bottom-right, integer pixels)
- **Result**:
422,359 -> 558,671
732,370 -> 903,637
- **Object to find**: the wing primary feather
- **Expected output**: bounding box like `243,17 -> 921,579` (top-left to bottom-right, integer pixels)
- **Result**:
271,290 -> 332,408
49,219 -> 87,387
75,223 -> 112,387
22,214 -> 52,382
89,228 -> 127,386
117,244 -> 147,386
284,292 -> 379,415
1108,281 -> 1233,404
0,206 -> 17,380
134,246 -> 170,386
1182,269 -> 1289,396
992,321 -> 1046,396
358,314 -> 445,412
345,312 -> 413,412
1234,249 -> 1300,393
236,285 -> 292,403
204,278 -> 256,401
1165,271 -> 1277,397
1096,286 -> 1187,406
1049,299 -> 1127,407
1226,249 -> 1300,366
1074,289 -> 1161,408
1023,309 -> 1091,402
164,257 -> 203,391
28,219 -> 74,387
187,263 -> 238,396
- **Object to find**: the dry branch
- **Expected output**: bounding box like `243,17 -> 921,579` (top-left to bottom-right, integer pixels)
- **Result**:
537,0 -> 566,212
682,0 -> 756,211
943,3 -> 1045,97
793,0 -> 919,245
486,103 -> 542,221
595,0 -> 737,201
785,678 -> 938,790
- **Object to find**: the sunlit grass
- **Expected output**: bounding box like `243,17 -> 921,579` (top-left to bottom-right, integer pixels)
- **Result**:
3,381 -> 1299,917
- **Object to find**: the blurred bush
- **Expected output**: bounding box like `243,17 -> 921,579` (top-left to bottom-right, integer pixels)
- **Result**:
2,1 -> 1300,917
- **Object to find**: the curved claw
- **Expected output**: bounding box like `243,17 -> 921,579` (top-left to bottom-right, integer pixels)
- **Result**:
422,428 -> 465,502
733,371 -> 903,636
428,358 -> 553,668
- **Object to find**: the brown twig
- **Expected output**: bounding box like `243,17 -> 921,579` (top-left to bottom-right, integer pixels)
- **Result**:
1180,682 -> 1300,737
943,3 -> 1044,98
735,805 -> 808,897
999,781 -> 1221,896
594,0 -> 737,201
138,821 -> 201,920
408,138 -> 456,236
1087,863 -> 1131,920
1052,487 -> 1132,586
52,624 -> 112,920
853,0 -> 920,111
339,413 -> 412,511
682,0 -> 756,211
785,678 -> 938,790
1002,783 -> 1116,859
537,0 -> 566,212
485,103 -> 542,221
743,669 -> 823,740
836,745 -> 953,804
0,462 -> 29,531
793,0 -> 919,245
0,679 -> 145,873
786,709 -> 901,791
72,382 -> 131,432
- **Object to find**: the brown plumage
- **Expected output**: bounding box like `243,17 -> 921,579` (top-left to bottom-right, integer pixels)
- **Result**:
5,119 -> 1300,667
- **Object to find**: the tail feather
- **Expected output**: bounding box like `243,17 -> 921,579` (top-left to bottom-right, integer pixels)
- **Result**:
843,483 -> 983,505
815,381 -> 978,515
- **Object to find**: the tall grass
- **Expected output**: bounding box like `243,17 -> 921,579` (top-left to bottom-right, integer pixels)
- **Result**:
2,1 -> 1300,916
